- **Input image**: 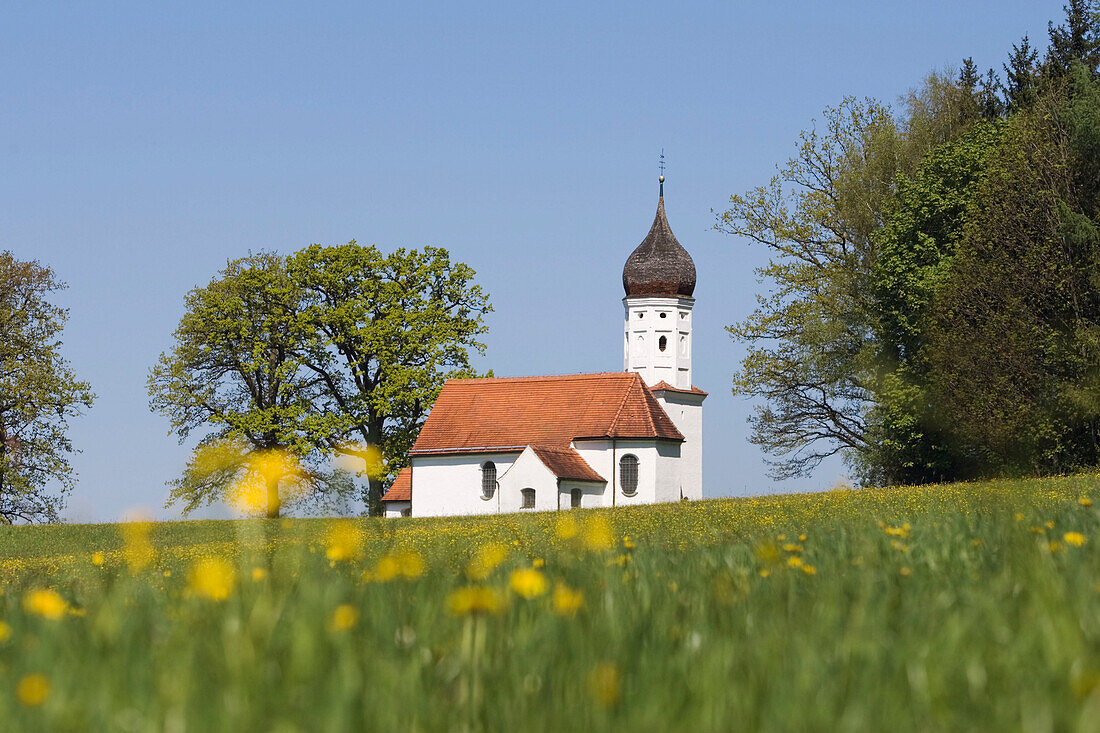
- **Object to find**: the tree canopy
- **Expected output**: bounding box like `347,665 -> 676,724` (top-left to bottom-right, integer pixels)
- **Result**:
0,253 -> 94,522
720,2 -> 1100,485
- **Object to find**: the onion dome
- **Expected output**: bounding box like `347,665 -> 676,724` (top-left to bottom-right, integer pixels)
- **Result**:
622,176 -> 696,297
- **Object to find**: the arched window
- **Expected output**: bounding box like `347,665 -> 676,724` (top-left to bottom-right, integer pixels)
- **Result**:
620,454 -> 639,495
481,462 -> 496,499
659,335 -> 667,352
570,488 -> 582,508
521,488 -> 536,509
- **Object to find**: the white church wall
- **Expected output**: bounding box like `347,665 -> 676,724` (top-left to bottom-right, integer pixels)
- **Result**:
655,392 -> 704,500
654,441 -> 683,503
624,296 -> 695,390
383,501 -> 411,518
410,452 -> 520,517
574,439 -> 675,506
497,448 -> 560,513
557,482 -> 603,509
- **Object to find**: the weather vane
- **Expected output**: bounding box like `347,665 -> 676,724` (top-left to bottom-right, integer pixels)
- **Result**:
659,149 -> 666,178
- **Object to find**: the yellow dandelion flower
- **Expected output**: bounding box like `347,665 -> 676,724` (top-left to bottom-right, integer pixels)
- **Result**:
1049,540 -> 1064,553
16,674 -> 49,707
445,586 -> 507,616
532,558 -> 545,568
588,663 -> 621,707
329,603 -> 359,631
899,567 -> 912,577
91,551 -> 104,566
552,582 -> 584,616
121,519 -> 154,574
187,557 -> 236,601
1065,532 -> 1086,547
801,564 -> 817,575
623,536 -> 636,549
1080,496 -> 1093,507
324,521 -> 365,562
23,590 -> 68,620
1046,520 -> 1056,529
798,533 -> 807,542
466,543 -> 509,580
581,516 -> 615,552
759,569 -> 771,578
374,555 -> 400,582
783,543 -> 802,553
0,621 -> 12,642
753,539 -> 780,563
787,556 -> 803,568
509,568 -> 549,599
554,514 -> 578,540
1014,513 -> 1025,522
971,538 -> 983,547
251,567 -> 268,582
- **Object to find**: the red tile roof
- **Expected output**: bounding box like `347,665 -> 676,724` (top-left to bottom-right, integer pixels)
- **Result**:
410,372 -> 683,455
530,445 -> 606,483
380,467 -> 411,502
650,381 -> 709,397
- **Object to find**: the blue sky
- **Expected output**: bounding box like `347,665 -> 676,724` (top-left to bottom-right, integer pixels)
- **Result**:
1,0 -> 1068,521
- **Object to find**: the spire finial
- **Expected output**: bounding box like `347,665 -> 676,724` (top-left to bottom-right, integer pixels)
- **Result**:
658,149 -> 666,196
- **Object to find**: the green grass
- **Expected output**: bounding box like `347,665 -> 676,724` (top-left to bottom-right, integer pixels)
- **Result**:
0,475 -> 1098,731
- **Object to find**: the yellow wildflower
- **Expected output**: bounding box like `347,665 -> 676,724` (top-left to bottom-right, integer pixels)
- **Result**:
1065,532 -> 1087,547
1046,520 -> 1056,529
798,533 -> 807,542
324,521 -> 364,562
532,558 -> 545,568
329,603 -> 360,631
251,567 -> 268,582
1049,540 -> 1064,553
0,621 -> 11,642
445,586 -> 507,616
552,582 -> 584,615
23,590 -> 68,620
16,674 -> 49,707
509,568 -> 549,599
588,663 -> 621,707
121,519 -> 154,574
783,543 -> 802,553
374,555 -> 400,582
801,564 -> 817,575
187,557 -> 236,601
623,536 -> 636,549
554,514 -> 578,539
1015,513 -> 1025,522
753,539 -> 780,563
899,567 -> 912,577
91,551 -> 104,566
581,516 -> 615,551
787,556 -> 803,568
466,543 -> 509,580
759,569 -> 771,578
1080,496 -> 1093,507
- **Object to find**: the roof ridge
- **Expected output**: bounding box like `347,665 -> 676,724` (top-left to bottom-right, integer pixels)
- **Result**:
444,372 -> 634,384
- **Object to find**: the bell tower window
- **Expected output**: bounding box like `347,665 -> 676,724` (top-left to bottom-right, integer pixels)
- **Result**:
659,336 -> 667,352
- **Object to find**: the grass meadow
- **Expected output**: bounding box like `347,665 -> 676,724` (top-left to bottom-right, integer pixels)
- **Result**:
0,475 -> 1098,731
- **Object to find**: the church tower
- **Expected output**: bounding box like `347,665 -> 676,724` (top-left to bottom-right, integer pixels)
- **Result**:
622,175 -> 705,499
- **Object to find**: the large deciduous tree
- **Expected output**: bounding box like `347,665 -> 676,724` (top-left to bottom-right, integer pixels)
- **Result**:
150,244 -> 491,517
288,243 -> 491,515
0,253 -> 94,523
148,252 -> 350,517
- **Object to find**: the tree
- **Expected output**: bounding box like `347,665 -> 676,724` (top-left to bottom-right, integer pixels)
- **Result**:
0,253 -> 94,523
1004,36 -> 1040,113
288,243 -> 492,515
148,252 -> 350,517
1045,0 -> 1100,80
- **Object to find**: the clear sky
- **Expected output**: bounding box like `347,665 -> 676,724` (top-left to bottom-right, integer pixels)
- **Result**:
2,0 -> 1069,522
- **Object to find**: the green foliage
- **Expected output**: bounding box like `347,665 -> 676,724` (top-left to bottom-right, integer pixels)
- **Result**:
0,253 -> 94,523
288,243 -> 492,514
150,244 -> 491,517
0,476 -> 1097,729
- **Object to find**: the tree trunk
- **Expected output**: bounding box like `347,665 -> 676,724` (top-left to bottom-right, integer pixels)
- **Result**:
266,473 -> 281,519
366,475 -> 384,517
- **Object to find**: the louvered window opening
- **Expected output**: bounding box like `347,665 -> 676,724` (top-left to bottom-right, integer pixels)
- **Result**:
620,454 -> 639,495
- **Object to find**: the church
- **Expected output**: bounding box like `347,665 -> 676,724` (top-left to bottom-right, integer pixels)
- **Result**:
381,176 -> 705,517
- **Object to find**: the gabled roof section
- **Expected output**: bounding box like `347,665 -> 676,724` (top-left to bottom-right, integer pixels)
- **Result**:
410,372 -> 683,455
530,445 -> 606,483
650,381 -> 709,397
380,467 -> 411,502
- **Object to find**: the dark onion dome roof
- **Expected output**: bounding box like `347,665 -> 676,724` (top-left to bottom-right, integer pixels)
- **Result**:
623,178 -> 696,298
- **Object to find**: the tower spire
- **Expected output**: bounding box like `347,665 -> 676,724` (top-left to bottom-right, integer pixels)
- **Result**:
658,149 -> 666,197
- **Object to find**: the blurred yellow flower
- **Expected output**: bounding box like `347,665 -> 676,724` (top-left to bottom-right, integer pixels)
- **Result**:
588,662 -> 621,707
783,543 -> 802,553
552,582 -> 584,616
251,567 -> 268,582
398,551 -> 424,579
786,556 -> 803,568
883,523 -> 910,538
466,543 -> 509,580
532,558 -> 545,568
555,514 -> 578,539
1065,531 -> 1087,547
187,557 -> 237,601
754,540 -> 780,563
23,589 -> 68,620
801,564 -> 817,575
623,536 -> 636,549
329,603 -> 360,631
582,517 -> 615,551
445,586 -> 506,616
91,551 -> 104,566
509,568 -> 548,599
16,674 -> 49,707
1079,496 -> 1093,507
121,519 -> 154,574
899,567 -> 912,577
325,521 -> 365,562
0,620 -> 12,642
